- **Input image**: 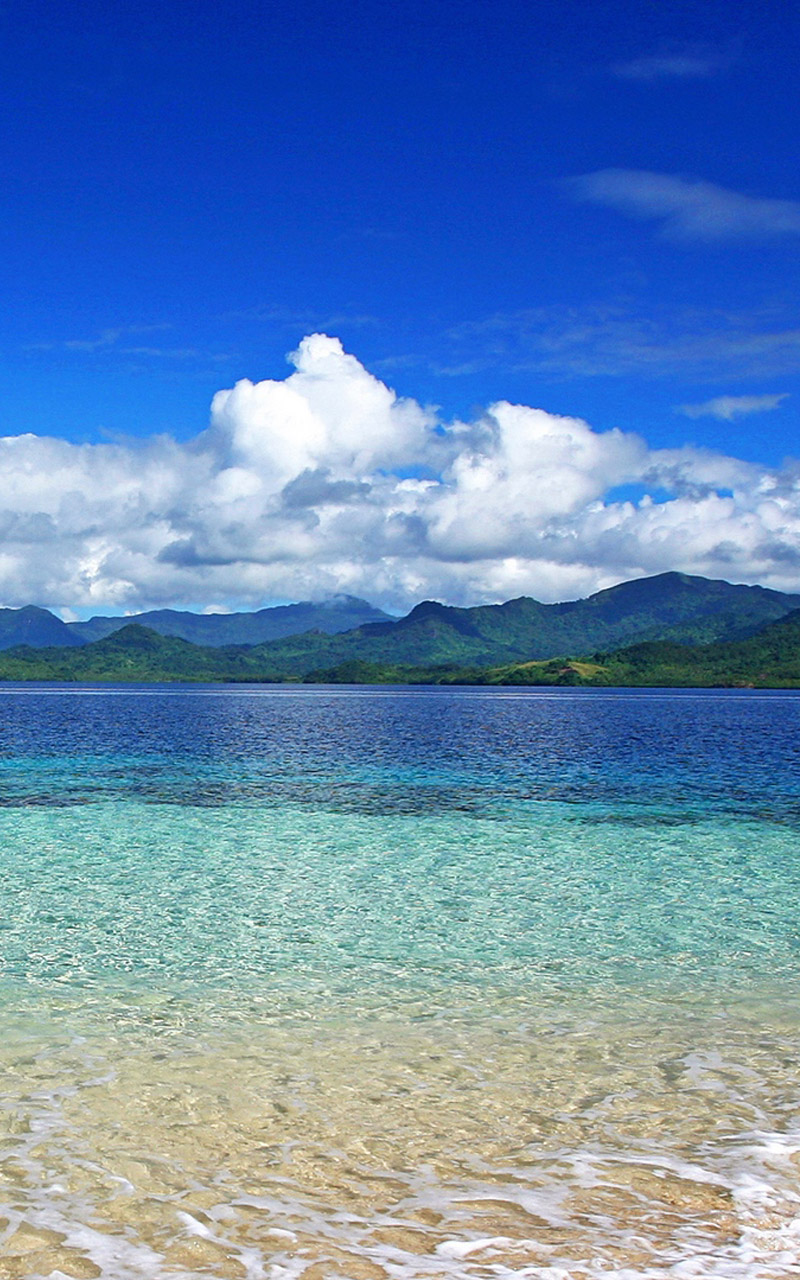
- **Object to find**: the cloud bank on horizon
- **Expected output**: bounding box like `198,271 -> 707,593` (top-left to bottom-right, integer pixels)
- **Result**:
2,334 -> 799,615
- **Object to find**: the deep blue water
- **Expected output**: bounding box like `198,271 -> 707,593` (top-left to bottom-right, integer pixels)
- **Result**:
0,684 -> 798,819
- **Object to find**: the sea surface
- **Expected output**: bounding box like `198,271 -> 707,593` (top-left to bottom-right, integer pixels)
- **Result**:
0,684 -> 799,1279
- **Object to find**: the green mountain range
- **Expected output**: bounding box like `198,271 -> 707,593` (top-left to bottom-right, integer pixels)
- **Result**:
439,606 -> 800,688
245,572 -> 800,675
3,572 -> 797,657
0,572 -> 799,685
0,595 -> 390,650
66,595 -> 392,646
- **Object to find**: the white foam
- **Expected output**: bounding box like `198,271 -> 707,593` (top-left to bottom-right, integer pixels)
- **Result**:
436,1235 -> 514,1258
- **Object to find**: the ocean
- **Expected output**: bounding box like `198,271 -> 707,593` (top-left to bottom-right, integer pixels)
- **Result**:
0,684 -> 799,1278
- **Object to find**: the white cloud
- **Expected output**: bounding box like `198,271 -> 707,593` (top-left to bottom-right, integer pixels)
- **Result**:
678,394 -> 789,421
208,334 -> 433,484
567,170 -> 800,242
1,335 -> 800,614
444,305 -> 800,381
611,46 -> 733,81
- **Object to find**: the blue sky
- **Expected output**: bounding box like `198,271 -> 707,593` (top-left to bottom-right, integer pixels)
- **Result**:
0,0 -> 798,613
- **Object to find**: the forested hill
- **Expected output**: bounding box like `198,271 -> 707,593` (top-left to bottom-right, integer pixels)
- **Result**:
1,572 -> 798,657
436,607 -> 800,688
237,572 -> 800,675
66,595 -> 392,647
1,579 -> 800,686
0,596 -> 392,650
0,605 -> 83,649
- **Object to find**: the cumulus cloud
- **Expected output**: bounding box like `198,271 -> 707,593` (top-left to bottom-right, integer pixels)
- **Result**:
567,170 -> 800,242
1,334 -> 800,614
208,332 -> 432,483
678,393 -> 789,421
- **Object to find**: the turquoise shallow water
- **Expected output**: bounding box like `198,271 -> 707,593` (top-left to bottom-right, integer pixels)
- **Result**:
2,800 -> 800,1017
1,685 -> 799,1277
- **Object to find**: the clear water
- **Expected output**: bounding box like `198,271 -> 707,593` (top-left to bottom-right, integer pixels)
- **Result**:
1,685 -> 799,1278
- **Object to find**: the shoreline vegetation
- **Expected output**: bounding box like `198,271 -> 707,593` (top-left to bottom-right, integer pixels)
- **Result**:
0,572 -> 799,687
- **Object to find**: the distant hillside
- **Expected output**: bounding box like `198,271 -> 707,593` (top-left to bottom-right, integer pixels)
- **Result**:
550,571 -> 800,646
244,572 -> 800,675
297,608 -> 800,688
445,607 -> 800,688
595,606 -> 800,687
1,603 -> 800,687
0,625 -> 278,682
0,605 -> 82,651
1,573 -> 800,680
66,596 -> 393,646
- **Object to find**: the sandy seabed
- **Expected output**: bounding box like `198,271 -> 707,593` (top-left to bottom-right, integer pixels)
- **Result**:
2,995 -> 800,1280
